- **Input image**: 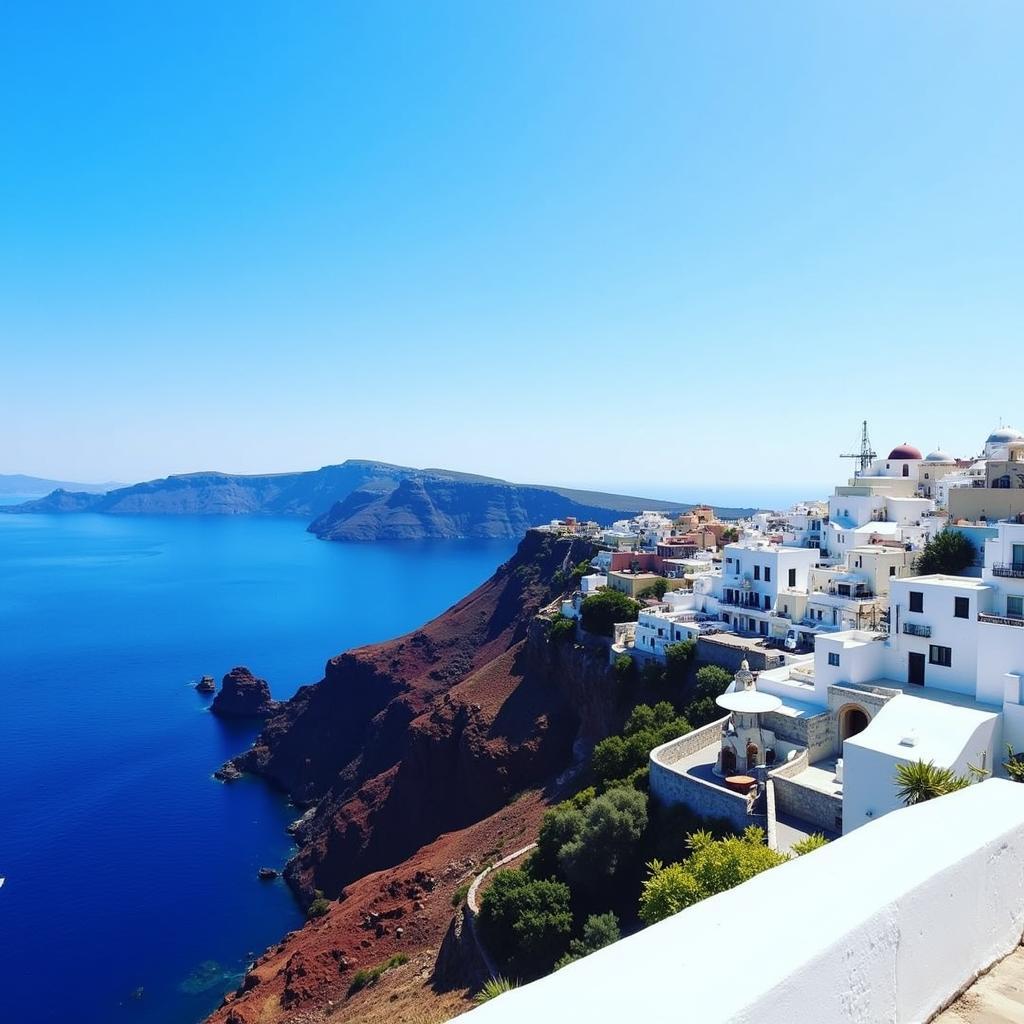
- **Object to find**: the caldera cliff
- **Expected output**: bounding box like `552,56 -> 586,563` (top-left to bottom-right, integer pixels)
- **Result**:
208,530 -> 624,1024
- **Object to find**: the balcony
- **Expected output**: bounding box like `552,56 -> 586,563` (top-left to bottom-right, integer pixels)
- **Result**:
993,563 -> 1024,579
719,594 -> 767,610
978,612 -> 1024,628
903,622 -> 932,638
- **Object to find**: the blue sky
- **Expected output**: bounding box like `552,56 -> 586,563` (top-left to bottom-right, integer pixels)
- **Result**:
2,2 -> 1022,504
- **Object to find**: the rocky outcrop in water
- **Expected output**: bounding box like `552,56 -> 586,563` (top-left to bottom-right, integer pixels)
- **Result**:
211,667 -> 279,719
207,530 -> 627,1024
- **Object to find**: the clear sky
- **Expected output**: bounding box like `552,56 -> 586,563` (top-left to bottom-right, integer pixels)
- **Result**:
2,2 -> 1022,505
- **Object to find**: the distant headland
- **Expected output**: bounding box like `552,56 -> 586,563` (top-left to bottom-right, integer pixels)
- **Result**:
1,460 -> 757,541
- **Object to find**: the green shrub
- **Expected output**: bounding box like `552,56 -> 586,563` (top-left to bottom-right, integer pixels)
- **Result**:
347,954 -> 409,994
684,695 -> 720,728
692,665 -> 732,699
591,702 -> 690,788
916,528 -> 977,575
558,787 -> 647,887
548,614 -> 577,642
555,912 -> 621,969
530,802 -> 586,879
451,881 -> 472,907
639,827 -> 788,925
474,976 -> 520,1004
307,889 -> 331,919
580,590 -> 640,636
478,869 -> 573,979
613,654 -> 635,681
789,833 -> 828,856
664,640 -> 696,684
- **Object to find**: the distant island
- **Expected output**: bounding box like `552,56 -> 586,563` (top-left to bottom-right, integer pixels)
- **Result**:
2,460 -> 758,541
0,473 -> 124,497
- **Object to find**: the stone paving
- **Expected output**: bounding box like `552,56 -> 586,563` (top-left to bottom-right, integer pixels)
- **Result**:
933,945 -> 1024,1023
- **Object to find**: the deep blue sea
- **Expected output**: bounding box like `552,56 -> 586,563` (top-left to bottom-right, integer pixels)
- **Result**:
0,510 -> 514,1024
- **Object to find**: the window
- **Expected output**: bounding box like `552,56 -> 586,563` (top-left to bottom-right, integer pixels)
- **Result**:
1008,596 -> 1024,620
764,594 -> 770,610
726,556 -> 733,565
764,566 -> 771,582
909,591 -> 924,613
929,645 -> 952,667
788,568 -> 796,588
954,596 -> 969,619
828,652 -> 840,667
889,565 -> 897,577
754,565 -> 760,580
902,465 -> 909,477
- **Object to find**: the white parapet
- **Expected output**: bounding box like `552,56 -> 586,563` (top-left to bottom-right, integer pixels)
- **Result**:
459,779 -> 1024,1024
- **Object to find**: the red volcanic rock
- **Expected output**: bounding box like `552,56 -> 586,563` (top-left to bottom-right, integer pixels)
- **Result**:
206,531 -> 623,1024
211,666 -> 279,719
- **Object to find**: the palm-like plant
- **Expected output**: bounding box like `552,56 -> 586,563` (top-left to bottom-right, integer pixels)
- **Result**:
895,759 -> 971,806
473,976 -> 520,1005
1004,745 -> 1024,783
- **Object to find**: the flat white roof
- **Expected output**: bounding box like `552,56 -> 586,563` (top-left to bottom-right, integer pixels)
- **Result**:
852,521 -> 901,536
898,574 -> 991,591
845,692 -> 998,764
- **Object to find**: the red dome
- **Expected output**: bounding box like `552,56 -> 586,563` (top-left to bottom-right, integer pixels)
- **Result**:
888,444 -> 922,460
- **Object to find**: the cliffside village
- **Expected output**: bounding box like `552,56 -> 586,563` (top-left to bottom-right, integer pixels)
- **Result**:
542,424 -> 1024,841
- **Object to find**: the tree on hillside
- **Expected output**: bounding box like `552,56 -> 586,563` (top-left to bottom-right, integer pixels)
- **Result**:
664,640 -> 696,685
478,869 -> 573,979
915,529 -> 977,576
558,786 -> 648,886
555,912 -> 621,970
591,702 -> 691,787
683,664 -> 733,727
638,827 -> 788,925
530,801 -> 586,880
580,590 -> 640,637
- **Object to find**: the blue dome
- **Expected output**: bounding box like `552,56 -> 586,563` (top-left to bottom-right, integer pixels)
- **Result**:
987,427 -> 1023,444
925,450 -> 954,462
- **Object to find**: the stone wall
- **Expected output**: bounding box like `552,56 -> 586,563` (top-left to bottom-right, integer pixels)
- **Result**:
650,717 -> 727,766
650,726 -> 762,834
774,775 -> 843,833
770,749 -> 809,780
695,636 -> 783,673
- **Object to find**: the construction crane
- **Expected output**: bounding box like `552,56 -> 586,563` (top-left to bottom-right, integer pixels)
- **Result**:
841,420 -> 877,474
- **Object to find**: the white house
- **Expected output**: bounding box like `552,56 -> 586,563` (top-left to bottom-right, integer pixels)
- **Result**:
655,515 -> 1024,837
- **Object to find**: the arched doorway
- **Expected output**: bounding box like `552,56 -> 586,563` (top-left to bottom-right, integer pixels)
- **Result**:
839,705 -> 869,743
745,742 -> 759,771
721,747 -> 737,775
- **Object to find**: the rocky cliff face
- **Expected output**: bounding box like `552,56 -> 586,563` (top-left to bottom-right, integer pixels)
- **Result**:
207,531 -> 631,1024
211,667 -> 280,718
227,530 -> 604,898
6,460 -> 755,540
306,476 -> 682,541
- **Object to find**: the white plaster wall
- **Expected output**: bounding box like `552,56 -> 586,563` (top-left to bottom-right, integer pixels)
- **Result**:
460,781 -> 1024,1024
811,634 -> 887,702
842,704 -> 1001,833
888,579 -> 989,697
978,621 -> 1024,706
